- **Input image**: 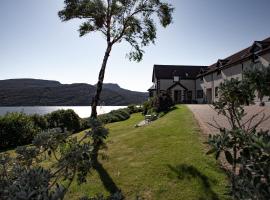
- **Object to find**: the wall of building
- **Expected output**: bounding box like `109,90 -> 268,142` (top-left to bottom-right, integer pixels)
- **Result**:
151,51 -> 270,104
195,51 -> 270,103
158,79 -> 196,100
195,78 -> 205,103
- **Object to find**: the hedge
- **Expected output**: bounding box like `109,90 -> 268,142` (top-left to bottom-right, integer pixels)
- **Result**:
0,109 -> 83,151
98,108 -> 131,124
0,112 -> 38,150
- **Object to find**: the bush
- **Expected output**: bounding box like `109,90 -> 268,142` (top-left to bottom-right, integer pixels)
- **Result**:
0,112 -> 38,150
80,118 -> 90,130
46,109 -> 81,132
207,78 -> 270,199
98,108 -> 130,124
142,92 -> 174,115
127,104 -> 143,114
30,114 -> 48,131
142,99 -> 153,115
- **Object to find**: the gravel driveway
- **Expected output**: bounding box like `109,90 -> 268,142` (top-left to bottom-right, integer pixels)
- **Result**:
187,104 -> 270,136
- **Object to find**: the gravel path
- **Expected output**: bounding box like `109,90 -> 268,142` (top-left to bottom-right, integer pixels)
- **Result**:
187,104 -> 270,136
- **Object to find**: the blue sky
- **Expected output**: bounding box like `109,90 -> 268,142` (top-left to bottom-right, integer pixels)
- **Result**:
1,0 -> 270,92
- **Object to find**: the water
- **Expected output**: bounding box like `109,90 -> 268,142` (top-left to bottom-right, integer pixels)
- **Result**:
0,106 -> 127,118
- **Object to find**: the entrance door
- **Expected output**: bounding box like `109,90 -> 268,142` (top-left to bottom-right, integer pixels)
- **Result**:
206,88 -> 212,104
174,90 -> 182,103
187,91 -> 192,103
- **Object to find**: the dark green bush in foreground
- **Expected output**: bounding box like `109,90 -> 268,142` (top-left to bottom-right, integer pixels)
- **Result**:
0,112 -> 38,150
0,110 -> 84,150
207,78 -> 270,199
0,107 -> 139,150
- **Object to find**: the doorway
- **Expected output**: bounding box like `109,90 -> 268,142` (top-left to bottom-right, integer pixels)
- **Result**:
174,90 -> 182,103
187,91 -> 192,103
206,88 -> 212,104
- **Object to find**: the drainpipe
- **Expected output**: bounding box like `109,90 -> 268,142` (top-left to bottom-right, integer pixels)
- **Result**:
194,79 -> 197,100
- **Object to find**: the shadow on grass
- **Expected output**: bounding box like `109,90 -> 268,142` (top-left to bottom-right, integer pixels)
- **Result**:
168,164 -> 220,200
94,159 -> 121,195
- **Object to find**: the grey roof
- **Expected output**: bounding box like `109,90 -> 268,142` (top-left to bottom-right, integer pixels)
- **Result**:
198,37 -> 270,77
152,65 -> 207,82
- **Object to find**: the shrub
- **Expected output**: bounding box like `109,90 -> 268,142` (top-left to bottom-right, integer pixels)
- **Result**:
142,99 -> 153,115
207,78 -> 270,199
80,118 -> 90,130
244,65 -> 270,106
46,109 -> 81,132
98,108 -> 130,124
30,114 -> 48,131
153,92 -> 174,112
142,92 -> 174,115
0,112 -> 38,150
127,104 -> 143,114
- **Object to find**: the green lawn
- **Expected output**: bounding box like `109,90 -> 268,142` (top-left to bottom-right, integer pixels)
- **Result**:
66,105 -> 230,200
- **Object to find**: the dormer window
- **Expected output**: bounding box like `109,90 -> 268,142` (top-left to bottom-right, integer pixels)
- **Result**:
217,59 -> 229,68
173,76 -> 180,82
200,68 -> 205,74
250,41 -> 263,63
252,54 -> 260,63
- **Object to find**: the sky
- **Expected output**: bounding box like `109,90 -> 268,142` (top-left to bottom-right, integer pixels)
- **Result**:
1,0 -> 270,92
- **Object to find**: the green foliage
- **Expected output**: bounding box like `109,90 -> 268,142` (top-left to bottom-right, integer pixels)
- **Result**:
98,108 -> 130,124
207,78 -> 270,199
142,92 -> 174,115
142,99 -> 153,115
127,104 -> 143,114
0,126 -> 105,200
0,112 -> 38,150
80,191 -> 124,200
152,92 -> 174,113
59,0 -> 174,62
214,78 -> 255,113
0,110 -> 86,150
234,130 -> 270,199
46,109 -> 81,132
30,114 -> 48,131
244,65 -> 270,106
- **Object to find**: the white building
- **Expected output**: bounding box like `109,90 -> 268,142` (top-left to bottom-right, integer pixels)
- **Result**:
149,37 -> 270,104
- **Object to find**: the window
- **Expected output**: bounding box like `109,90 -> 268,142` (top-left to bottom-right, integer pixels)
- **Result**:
217,69 -> 221,76
252,54 -> 259,63
215,87 -> 219,98
196,90 -> 203,99
173,76 -> 180,82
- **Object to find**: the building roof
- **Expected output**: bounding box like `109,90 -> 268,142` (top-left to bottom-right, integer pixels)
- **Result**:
152,65 -> 207,82
148,84 -> 156,91
197,37 -> 270,77
167,82 -> 188,90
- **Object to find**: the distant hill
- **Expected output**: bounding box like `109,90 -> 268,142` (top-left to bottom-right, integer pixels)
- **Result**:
0,79 -> 148,106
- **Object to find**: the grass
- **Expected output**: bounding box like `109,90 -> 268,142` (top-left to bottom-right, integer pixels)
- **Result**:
65,105 -> 230,200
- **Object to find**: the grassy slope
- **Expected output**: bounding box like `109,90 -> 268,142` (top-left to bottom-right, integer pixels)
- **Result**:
66,105 -> 230,200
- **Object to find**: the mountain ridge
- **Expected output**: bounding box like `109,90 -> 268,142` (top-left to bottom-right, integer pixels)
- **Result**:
0,79 -> 147,106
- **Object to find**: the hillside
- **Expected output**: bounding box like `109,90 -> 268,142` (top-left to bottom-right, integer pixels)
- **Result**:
0,79 -> 148,106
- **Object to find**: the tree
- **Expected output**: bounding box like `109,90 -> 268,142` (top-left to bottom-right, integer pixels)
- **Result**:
244,65 -> 270,106
0,122 -> 115,200
58,0 -> 174,118
207,78 -> 270,199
